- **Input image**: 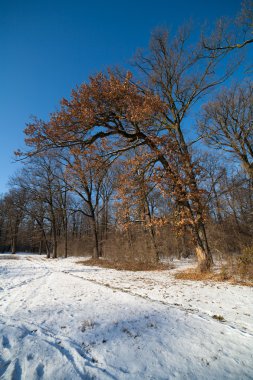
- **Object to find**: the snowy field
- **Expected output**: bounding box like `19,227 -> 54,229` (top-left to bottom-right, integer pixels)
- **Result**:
0,255 -> 252,380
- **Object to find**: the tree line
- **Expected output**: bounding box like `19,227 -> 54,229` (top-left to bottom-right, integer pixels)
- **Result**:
1,2 -> 252,271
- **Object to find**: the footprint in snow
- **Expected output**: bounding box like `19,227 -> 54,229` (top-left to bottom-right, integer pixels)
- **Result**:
0,357 -> 11,378
36,363 -> 44,379
2,335 -> 11,349
27,353 -> 34,361
11,359 -> 22,380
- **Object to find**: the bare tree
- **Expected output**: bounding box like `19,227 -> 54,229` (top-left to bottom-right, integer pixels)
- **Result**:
199,82 -> 253,179
13,155 -> 71,258
203,1 -> 253,52
2,189 -> 26,254
62,150 -> 112,259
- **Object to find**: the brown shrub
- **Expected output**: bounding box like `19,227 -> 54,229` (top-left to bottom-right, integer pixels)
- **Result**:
175,266 -> 253,286
237,245 -> 253,280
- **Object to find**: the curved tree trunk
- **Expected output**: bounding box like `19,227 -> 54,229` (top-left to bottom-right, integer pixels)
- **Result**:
144,127 -> 214,271
194,221 -> 213,271
176,128 -> 214,272
181,197 -> 213,271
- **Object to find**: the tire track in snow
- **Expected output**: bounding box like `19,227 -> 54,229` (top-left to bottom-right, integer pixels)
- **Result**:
0,257 -> 52,293
61,269 -> 253,338
0,270 -> 52,304
0,260 -> 119,380
0,307 -> 119,380
7,258 -> 251,338
0,319 -> 93,380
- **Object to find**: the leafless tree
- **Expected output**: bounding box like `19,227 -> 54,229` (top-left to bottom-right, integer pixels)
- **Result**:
199,82 -> 253,179
202,1 -> 253,52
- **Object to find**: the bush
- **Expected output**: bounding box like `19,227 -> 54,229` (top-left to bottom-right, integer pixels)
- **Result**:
237,246 -> 253,280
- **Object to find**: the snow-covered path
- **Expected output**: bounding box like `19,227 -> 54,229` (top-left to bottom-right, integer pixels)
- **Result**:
0,255 -> 252,379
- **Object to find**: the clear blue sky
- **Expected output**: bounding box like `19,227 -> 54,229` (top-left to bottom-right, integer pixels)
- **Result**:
0,0 -> 242,194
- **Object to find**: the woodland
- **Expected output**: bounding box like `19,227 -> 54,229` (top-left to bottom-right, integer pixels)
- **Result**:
0,2 -> 252,273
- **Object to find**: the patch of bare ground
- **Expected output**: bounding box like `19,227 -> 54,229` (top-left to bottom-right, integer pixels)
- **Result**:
175,268 -> 253,287
78,259 -> 173,271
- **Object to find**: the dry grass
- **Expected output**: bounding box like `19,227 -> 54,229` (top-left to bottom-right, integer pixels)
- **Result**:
212,315 -> 225,322
175,268 -> 229,281
0,254 -> 20,260
236,246 -> 253,280
175,268 -> 253,287
78,258 -> 173,271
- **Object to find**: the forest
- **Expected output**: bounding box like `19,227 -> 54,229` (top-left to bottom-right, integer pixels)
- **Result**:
0,2 -> 252,273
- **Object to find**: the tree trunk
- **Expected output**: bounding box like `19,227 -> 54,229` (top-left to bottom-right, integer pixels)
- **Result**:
11,219 -> 20,254
46,244 -> 50,259
213,187 -> 223,223
39,240 -> 42,255
63,216 -> 68,258
64,232 -> 68,258
51,213 -> 58,258
176,125 -> 214,271
181,231 -> 191,258
149,225 -> 159,263
177,198 -> 213,271
52,238 -> 57,259
91,215 -> 100,259
194,222 -> 213,271
146,125 -> 214,270
41,226 -> 50,258
11,236 -> 16,254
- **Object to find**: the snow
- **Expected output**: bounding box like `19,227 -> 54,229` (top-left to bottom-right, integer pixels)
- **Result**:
0,254 -> 252,379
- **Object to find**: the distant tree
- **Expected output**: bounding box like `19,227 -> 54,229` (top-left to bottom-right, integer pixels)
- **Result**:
62,147 -> 113,259
3,188 -> 26,254
199,82 -> 253,179
200,153 -> 227,224
114,149 -> 161,262
223,171 -> 253,236
203,1 -> 253,52
12,155 -> 70,258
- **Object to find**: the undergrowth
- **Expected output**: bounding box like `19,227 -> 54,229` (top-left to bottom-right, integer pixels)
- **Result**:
78,258 -> 173,271
175,247 -> 253,287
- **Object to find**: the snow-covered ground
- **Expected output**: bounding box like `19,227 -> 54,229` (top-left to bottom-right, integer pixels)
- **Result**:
0,254 -> 252,379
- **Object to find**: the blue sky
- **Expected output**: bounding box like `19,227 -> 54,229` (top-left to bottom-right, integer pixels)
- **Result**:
0,0 -> 242,194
